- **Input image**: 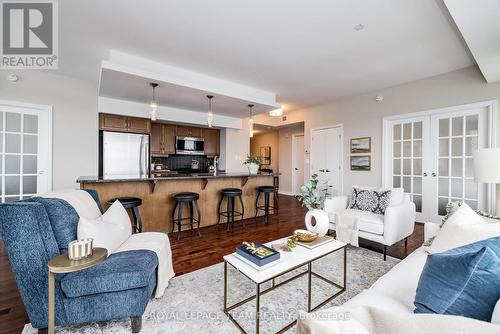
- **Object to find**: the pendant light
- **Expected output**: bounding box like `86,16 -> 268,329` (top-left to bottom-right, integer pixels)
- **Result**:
206,95 -> 214,127
248,104 -> 254,138
149,82 -> 159,121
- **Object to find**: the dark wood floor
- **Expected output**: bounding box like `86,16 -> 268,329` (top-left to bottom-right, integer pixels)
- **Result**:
0,195 -> 423,334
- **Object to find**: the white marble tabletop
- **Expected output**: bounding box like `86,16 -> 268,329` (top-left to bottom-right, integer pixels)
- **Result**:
223,237 -> 346,284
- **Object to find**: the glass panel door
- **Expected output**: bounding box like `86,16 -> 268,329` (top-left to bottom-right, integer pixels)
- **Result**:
0,105 -> 51,202
390,117 -> 429,222
430,108 -> 488,222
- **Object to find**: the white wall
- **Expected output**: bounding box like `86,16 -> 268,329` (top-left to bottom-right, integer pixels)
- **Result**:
0,70 -> 98,189
257,66 -> 500,194
221,118 -> 250,172
251,131 -> 279,171
3,66 -> 498,191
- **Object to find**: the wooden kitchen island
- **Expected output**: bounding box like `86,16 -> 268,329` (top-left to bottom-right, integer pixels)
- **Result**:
77,173 -> 278,233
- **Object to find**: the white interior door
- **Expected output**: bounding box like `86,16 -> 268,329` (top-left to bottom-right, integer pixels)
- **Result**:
311,126 -> 342,196
390,117 -> 430,222
386,104 -> 492,223
430,108 -> 489,222
292,134 -> 305,195
0,103 -> 52,202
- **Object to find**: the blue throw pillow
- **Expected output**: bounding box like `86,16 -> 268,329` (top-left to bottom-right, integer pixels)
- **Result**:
414,237 -> 500,322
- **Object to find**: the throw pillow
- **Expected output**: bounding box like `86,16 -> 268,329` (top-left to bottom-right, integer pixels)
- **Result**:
415,241 -> 500,322
424,204 -> 500,254
77,200 -> 131,254
349,187 -> 391,215
440,201 -> 464,226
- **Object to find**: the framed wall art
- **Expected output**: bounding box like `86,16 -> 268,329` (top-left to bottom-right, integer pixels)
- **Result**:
350,137 -> 371,154
350,155 -> 371,171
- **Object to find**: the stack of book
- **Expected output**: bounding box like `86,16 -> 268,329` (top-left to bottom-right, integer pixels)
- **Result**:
235,242 -> 280,270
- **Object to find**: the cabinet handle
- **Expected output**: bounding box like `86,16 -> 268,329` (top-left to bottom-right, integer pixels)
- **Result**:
431,172 -> 436,177
319,169 -> 325,172
423,172 -> 428,176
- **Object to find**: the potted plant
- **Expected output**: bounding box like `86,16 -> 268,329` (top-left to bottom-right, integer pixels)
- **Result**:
243,155 -> 262,175
295,174 -> 330,237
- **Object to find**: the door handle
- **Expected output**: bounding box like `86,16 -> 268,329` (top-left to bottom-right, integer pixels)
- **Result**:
295,168 -> 298,170
39,170 -> 45,175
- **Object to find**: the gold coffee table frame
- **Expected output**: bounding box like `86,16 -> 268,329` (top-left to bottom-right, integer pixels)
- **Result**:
223,245 -> 347,334
47,247 -> 108,334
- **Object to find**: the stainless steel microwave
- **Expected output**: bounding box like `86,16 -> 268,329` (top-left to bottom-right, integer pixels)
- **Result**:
175,136 -> 205,155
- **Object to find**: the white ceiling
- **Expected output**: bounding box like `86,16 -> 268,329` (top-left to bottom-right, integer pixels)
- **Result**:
55,0 -> 474,113
444,0 -> 500,83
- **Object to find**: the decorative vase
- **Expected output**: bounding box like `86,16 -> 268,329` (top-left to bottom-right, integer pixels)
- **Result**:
247,163 -> 259,175
305,209 -> 329,237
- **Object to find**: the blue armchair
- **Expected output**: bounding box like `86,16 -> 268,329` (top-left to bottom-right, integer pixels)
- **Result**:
0,190 -> 157,333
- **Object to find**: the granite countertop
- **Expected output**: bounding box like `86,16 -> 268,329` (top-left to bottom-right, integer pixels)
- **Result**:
77,172 -> 280,183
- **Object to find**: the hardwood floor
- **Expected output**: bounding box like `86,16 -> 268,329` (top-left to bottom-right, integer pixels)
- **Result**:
0,195 -> 423,333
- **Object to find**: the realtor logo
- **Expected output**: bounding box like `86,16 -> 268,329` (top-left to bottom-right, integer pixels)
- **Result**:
1,1 -> 58,69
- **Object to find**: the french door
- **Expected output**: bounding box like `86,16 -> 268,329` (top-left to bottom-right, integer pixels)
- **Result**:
385,104 -> 492,223
311,126 -> 342,196
0,102 -> 52,202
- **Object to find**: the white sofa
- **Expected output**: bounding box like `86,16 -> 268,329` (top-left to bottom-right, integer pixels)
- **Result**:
342,224 -> 435,312
324,187 -> 416,260
297,222 -> 500,333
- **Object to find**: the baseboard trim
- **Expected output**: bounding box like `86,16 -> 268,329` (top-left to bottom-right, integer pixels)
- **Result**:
278,190 -> 295,196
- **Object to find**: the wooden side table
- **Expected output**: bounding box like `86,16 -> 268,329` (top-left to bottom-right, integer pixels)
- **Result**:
47,247 -> 107,334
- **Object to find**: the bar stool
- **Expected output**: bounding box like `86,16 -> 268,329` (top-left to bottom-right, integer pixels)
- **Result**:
217,188 -> 244,230
255,186 -> 279,224
171,192 -> 201,240
107,197 -> 143,233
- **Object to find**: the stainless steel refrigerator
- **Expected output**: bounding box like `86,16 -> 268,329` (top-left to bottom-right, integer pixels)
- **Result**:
101,131 -> 149,177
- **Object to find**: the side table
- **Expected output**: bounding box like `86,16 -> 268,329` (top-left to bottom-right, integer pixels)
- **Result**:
47,247 -> 108,334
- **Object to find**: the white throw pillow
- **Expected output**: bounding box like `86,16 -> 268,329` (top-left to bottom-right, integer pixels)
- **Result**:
77,200 -> 132,254
492,300 -> 500,325
424,203 -> 500,254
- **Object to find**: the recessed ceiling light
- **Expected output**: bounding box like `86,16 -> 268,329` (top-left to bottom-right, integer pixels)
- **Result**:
269,107 -> 283,117
354,24 -> 365,31
7,74 -> 19,82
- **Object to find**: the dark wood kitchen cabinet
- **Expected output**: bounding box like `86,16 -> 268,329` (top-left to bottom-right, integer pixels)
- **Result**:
151,123 -> 176,156
203,128 -> 220,157
127,117 -> 151,133
99,113 -> 150,134
176,125 -> 202,138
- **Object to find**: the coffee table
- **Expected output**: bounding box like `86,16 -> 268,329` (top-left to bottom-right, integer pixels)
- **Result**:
223,237 -> 347,334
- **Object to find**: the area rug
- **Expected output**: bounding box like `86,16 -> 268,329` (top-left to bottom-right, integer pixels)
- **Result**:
23,246 -> 399,334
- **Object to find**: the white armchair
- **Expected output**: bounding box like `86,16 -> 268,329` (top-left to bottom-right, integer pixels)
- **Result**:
324,188 -> 416,260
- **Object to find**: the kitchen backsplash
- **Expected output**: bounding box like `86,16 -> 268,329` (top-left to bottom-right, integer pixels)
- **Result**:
152,155 -> 213,171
